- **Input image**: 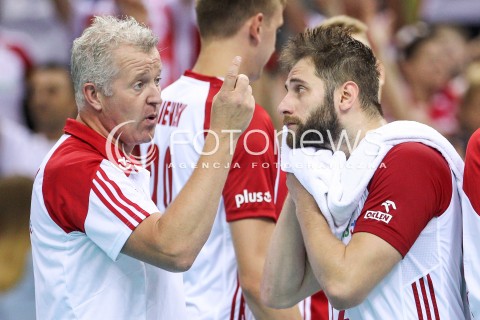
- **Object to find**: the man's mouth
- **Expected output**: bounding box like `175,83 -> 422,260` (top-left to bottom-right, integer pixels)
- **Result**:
283,115 -> 301,128
146,113 -> 158,122
284,121 -> 298,128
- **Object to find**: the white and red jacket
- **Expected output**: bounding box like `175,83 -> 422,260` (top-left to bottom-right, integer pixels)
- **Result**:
30,119 -> 186,320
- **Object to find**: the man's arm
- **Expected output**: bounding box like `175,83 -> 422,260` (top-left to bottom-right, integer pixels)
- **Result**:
122,57 -> 255,272
230,216 -> 303,319
287,174 -> 402,310
260,195 -> 321,309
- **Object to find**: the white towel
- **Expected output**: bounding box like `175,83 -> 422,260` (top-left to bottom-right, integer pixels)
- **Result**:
280,126 -> 345,235
281,121 -> 464,237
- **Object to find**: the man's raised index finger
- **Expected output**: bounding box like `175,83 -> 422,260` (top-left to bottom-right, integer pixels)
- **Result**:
221,56 -> 242,91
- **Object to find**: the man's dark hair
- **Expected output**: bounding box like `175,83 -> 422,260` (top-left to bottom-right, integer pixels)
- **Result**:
280,25 -> 382,117
196,0 -> 286,40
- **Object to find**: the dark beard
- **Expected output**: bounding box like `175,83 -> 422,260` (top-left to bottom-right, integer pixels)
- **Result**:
286,90 -> 342,150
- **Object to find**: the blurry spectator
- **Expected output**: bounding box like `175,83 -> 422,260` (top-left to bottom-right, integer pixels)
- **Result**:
25,63 -> 77,140
420,0 -> 480,27
146,0 -> 200,87
341,0 -> 378,24
0,0 -> 71,64
0,28 -> 33,124
378,22 -> 462,137
454,62 -> 480,157
0,118 -> 55,177
0,176 -> 35,320
1,0 -> 149,64
434,25 -> 469,79
70,0 -> 148,38
0,63 -> 76,177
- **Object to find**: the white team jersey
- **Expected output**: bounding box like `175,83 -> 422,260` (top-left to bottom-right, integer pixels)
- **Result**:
331,143 -> 467,320
30,119 -> 187,320
148,71 -> 283,319
338,186 -> 464,319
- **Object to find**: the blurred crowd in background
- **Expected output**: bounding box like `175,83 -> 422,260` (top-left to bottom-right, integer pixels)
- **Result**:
1,0 -> 480,319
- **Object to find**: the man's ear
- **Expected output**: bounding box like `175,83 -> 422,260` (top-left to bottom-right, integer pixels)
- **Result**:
338,81 -> 359,112
377,61 -> 385,99
249,13 -> 264,45
83,83 -> 103,111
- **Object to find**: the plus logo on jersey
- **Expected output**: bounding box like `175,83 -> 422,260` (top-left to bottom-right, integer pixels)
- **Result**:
235,190 -> 272,208
364,200 -> 396,224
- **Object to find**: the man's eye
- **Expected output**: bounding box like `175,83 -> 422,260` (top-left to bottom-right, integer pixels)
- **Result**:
154,77 -> 161,86
134,82 -> 144,90
296,86 -> 305,93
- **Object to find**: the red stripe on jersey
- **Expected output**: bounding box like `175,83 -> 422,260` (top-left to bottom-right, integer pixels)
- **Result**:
427,274 -> 440,320
230,280 -> 240,320
238,295 -> 246,320
420,278 -> 432,320
92,182 -> 135,230
93,174 -> 143,224
412,282 -> 424,320
311,291 -> 330,320
203,79 -> 218,137
163,147 -> 173,208
149,144 -> 160,205
97,168 -> 151,219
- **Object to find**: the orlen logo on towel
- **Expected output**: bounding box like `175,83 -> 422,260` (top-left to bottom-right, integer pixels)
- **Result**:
364,211 -> 393,224
235,190 -> 272,208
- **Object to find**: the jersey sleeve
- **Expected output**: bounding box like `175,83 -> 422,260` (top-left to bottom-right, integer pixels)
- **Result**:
353,143 -> 452,257
85,161 -> 160,261
464,129 -> 480,213
222,106 -> 279,222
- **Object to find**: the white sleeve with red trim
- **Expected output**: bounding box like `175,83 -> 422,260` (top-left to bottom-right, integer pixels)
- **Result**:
85,161 -> 159,261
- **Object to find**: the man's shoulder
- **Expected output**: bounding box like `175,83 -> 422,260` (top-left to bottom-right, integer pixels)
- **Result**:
161,73 -> 215,106
163,72 -> 220,94
384,142 -> 448,166
466,129 -> 480,161
373,142 -> 451,187
36,136 -> 109,234
44,135 -> 105,183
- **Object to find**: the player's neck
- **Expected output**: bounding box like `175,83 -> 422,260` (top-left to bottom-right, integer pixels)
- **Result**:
192,39 -> 248,78
76,114 -> 133,156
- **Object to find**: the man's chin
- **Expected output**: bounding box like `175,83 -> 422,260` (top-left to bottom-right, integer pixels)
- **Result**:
139,135 -> 154,145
